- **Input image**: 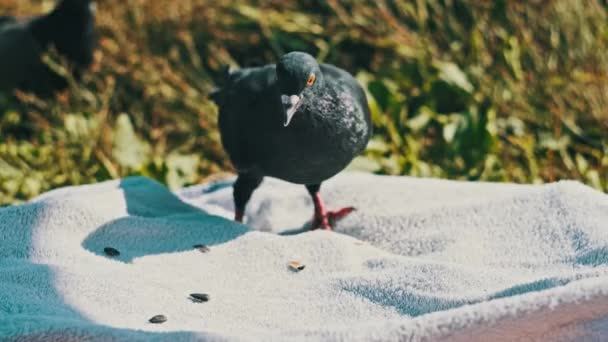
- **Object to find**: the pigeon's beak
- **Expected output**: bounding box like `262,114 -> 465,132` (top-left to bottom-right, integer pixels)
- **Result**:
281,94 -> 303,127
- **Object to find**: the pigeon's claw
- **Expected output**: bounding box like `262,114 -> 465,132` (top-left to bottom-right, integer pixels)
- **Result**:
312,207 -> 356,230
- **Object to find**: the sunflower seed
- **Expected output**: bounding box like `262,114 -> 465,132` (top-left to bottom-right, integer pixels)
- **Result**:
103,247 -> 120,256
288,260 -> 305,272
149,314 -> 167,324
193,244 -> 210,253
190,293 -> 210,302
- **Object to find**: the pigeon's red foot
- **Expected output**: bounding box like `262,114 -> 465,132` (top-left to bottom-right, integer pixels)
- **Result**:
311,206 -> 356,230
309,190 -> 355,230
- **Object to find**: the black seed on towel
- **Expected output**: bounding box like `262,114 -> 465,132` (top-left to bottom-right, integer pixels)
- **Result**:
193,244 -> 210,253
149,315 -> 167,324
190,293 -> 210,302
103,247 -> 120,256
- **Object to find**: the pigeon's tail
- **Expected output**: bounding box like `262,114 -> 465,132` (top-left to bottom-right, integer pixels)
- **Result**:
209,87 -> 223,105
0,16 -> 15,27
209,65 -> 232,105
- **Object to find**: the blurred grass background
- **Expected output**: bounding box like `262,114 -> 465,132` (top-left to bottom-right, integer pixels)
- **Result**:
1,0 -> 607,205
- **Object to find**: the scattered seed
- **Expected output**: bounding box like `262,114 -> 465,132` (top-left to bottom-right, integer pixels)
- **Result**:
103,247 -> 120,256
288,260 -> 306,272
149,314 -> 167,324
193,244 -> 210,253
190,293 -> 210,302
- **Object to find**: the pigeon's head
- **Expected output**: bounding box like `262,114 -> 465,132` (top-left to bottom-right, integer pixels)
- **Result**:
276,52 -> 323,127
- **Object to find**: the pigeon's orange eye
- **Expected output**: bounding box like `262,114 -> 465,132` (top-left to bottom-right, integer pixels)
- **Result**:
307,73 -> 316,87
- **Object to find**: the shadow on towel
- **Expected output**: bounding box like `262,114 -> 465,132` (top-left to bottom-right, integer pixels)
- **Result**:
81,177 -> 249,262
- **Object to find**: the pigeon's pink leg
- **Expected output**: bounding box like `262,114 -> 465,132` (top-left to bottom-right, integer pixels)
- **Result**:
309,190 -> 355,230
234,210 -> 244,223
233,173 -> 263,224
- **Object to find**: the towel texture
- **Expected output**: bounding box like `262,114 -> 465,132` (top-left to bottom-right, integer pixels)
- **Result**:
1,173 -> 607,341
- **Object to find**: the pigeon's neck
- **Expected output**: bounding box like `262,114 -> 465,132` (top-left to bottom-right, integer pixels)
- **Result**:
271,85 -> 287,123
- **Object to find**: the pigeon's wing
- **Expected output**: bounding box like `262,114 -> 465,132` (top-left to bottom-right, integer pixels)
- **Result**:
214,65 -> 276,171
209,66 -> 232,105
320,64 -> 369,110
320,64 -> 373,150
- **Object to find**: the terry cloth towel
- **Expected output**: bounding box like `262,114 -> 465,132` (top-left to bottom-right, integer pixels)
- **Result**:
1,173 -> 607,341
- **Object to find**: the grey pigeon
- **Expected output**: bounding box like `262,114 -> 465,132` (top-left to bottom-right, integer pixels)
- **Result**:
0,0 -> 96,96
211,51 -> 372,229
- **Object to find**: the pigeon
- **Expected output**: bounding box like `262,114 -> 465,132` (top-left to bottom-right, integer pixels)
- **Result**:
211,51 -> 372,230
0,0 -> 96,95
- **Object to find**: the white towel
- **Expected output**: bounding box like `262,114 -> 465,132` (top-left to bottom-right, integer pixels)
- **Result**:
1,173 -> 607,341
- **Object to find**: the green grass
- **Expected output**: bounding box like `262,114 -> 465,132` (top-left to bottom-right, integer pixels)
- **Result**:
1,0 -> 607,205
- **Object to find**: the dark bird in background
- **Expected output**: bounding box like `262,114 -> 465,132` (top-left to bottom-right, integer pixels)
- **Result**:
212,51 -> 372,230
0,0 -> 97,96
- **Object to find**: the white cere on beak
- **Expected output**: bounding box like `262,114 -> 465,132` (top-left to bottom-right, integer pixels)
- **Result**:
281,94 -> 303,127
